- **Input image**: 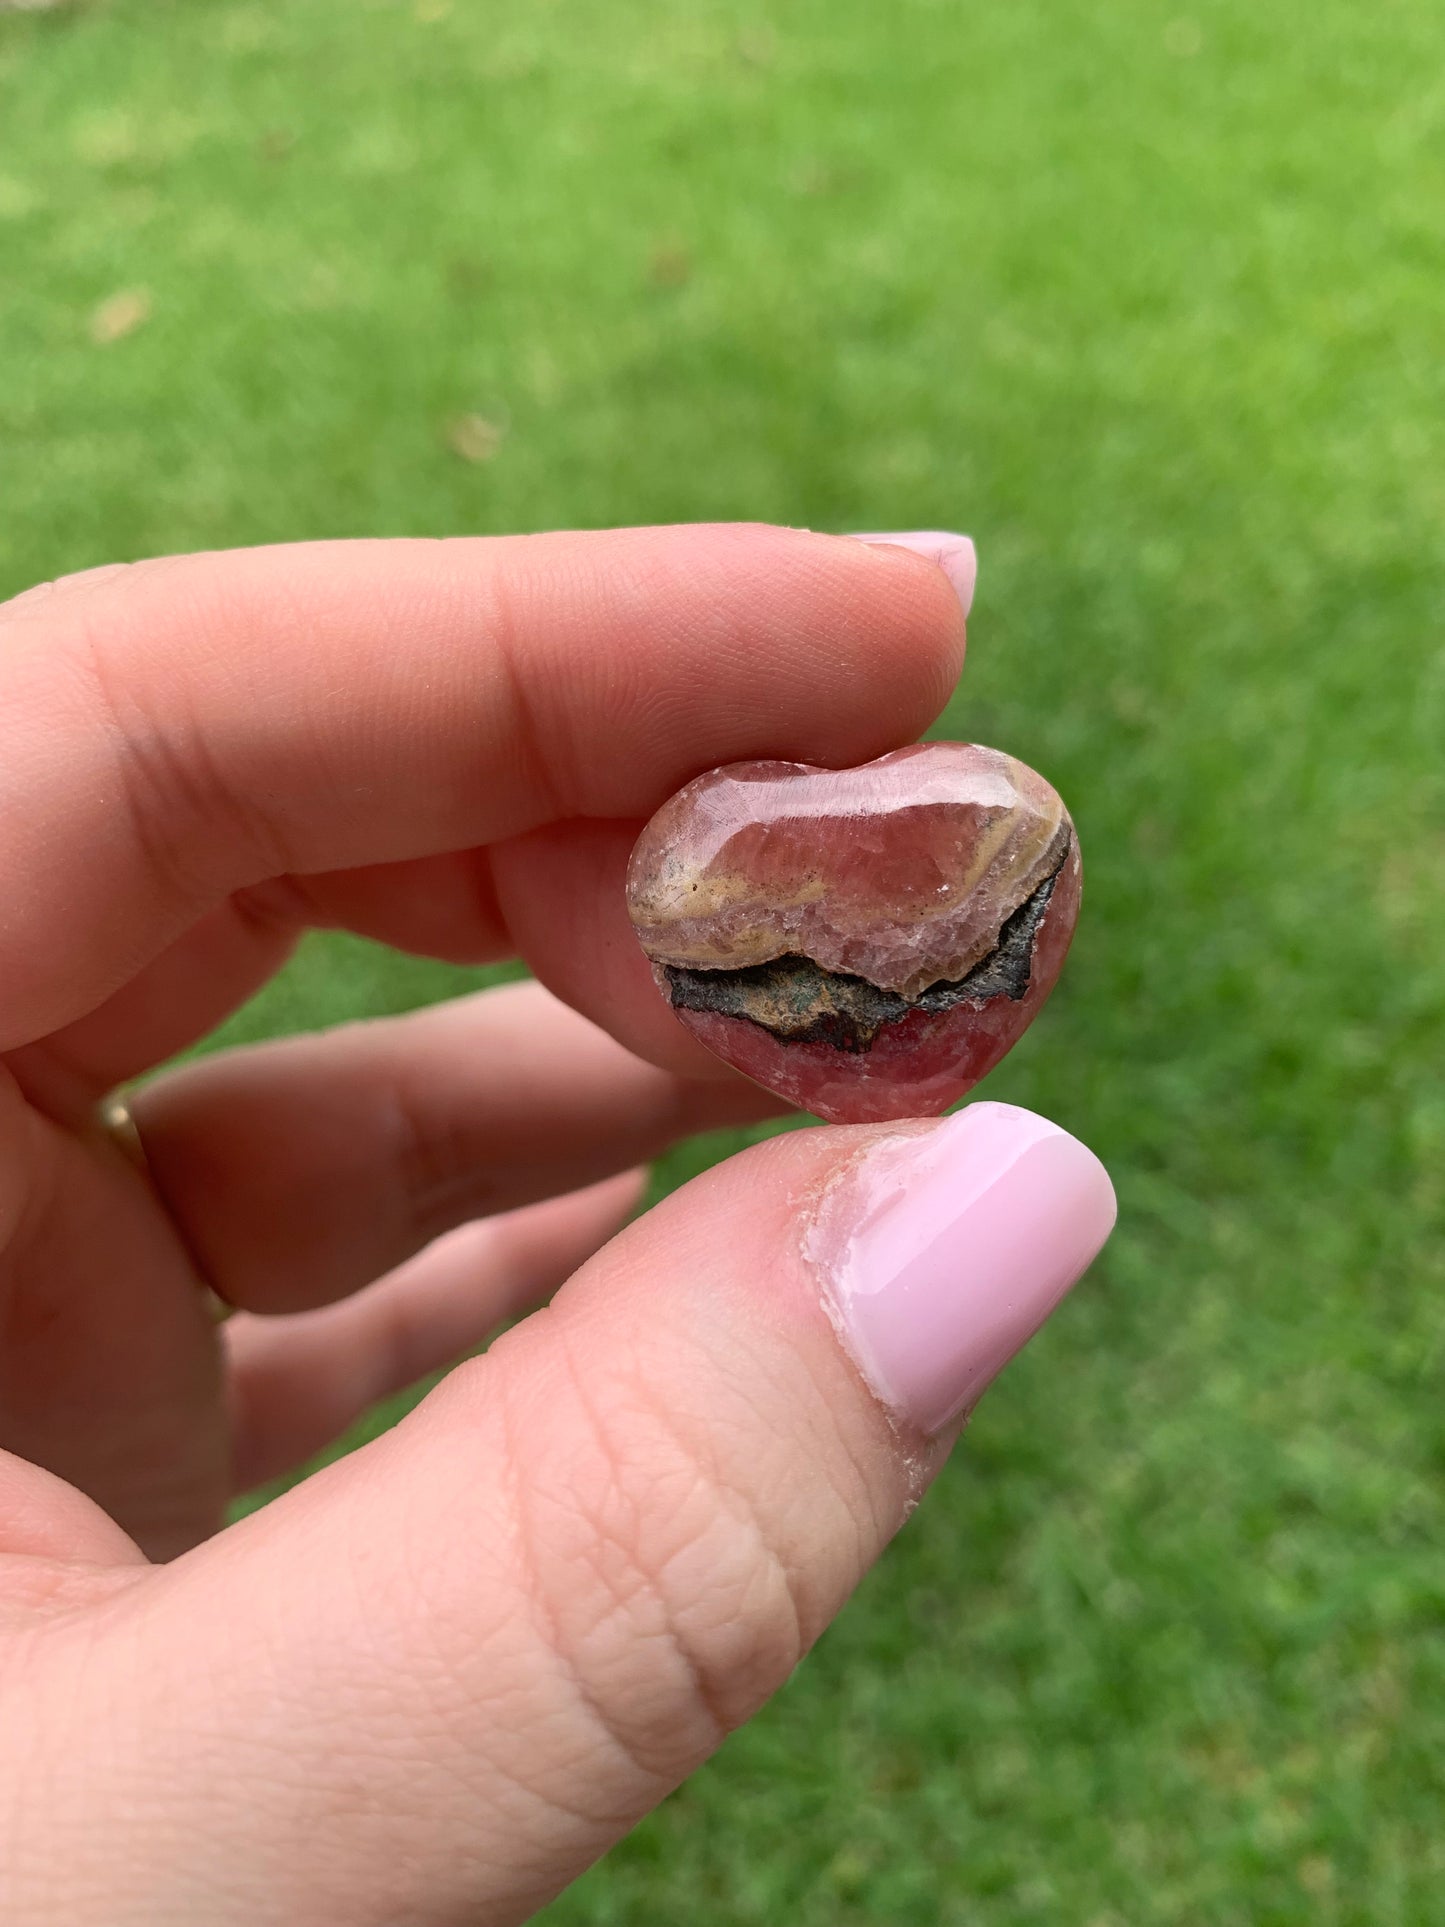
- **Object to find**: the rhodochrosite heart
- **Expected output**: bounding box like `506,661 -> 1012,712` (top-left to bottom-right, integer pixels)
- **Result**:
625,742 -> 1081,1124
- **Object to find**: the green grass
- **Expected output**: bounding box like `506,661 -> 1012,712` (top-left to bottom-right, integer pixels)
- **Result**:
4,0 -> 1445,1918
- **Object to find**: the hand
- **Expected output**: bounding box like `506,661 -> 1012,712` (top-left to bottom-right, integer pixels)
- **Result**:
0,525 -> 1114,1925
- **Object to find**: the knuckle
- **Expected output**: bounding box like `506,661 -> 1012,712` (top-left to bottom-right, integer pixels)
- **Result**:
382,1055 -> 503,1251
83,640 -> 237,906
0,560 -> 143,627
476,556 -> 573,823
9,558 -> 294,901
500,1331 -> 813,1786
76,618 -> 290,899
487,1341 -> 820,1788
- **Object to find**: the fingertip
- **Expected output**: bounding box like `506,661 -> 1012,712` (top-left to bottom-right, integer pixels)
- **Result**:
804,1101 -> 1116,1436
810,527 -> 969,738
606,523 -> 968,765
849,529 -> 977,621
576,1164 -> 651,1224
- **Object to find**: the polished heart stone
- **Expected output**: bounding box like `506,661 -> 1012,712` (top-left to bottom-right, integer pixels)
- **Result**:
625,742 -> 1081,1124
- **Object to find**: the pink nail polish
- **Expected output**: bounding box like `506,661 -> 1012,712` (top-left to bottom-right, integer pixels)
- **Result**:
849,531 -> 978,618
805,1102 -> 1116,1433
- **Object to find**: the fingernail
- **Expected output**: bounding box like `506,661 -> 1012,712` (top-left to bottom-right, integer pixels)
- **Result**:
806,1102 -> 1116,1434
849,531 -> 977,618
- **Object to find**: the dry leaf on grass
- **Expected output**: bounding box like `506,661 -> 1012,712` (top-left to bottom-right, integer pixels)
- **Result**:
89,288 -> 152,345
648,241 -> 692,289
445,414 -> 506,463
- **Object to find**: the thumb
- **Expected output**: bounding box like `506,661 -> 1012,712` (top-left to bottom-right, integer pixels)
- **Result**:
26,1103 -> 1114,1927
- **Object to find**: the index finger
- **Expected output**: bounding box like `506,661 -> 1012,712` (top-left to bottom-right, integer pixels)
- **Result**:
0,525 -> 965,1049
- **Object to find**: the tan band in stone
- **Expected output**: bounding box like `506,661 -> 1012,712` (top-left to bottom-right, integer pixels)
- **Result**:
99,1097 -> 234,1325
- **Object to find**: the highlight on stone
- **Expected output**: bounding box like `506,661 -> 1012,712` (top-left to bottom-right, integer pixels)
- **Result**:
625,743 -> 1081,1124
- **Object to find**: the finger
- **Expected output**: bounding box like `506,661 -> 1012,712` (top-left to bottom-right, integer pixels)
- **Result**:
225,1171 -> 646,1492
6,851 -> 492,1111
0,1068 -> 229,1560
489,816 -> 739,1078
85,1104 -> 1113,1926
12,817 -> 734,1117
132,979 -> 778,1313
4,889 -> 301,1117
0,526 -> 964,1051
0,1452 -> 147,1567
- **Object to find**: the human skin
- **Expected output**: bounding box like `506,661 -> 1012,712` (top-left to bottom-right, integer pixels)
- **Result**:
0,525 -> 1114,1924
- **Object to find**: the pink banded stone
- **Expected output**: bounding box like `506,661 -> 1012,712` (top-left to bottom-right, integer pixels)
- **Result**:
626,742 -> 1081,1124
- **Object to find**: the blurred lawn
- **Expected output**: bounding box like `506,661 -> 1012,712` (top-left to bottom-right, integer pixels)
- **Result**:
3,0 -> 1445,1919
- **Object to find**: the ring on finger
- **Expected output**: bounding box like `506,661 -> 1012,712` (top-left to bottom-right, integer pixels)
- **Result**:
99,1096 -> 235,1325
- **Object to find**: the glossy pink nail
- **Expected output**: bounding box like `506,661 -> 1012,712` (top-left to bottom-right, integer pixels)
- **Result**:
806,1102 -> 1116,1433
849,531 -> 977,617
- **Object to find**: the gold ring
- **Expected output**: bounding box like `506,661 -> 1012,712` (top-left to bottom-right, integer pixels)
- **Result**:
99,1095 -> 149,1171
99,1096 -> 234,1324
